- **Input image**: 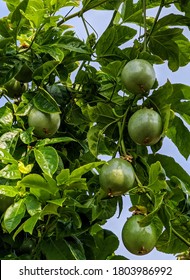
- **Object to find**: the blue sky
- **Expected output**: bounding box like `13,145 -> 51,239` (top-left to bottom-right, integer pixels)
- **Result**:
0,0 -> 190,260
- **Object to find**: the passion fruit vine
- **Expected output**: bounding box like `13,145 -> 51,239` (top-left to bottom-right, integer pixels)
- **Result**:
28,107 -> 61,138
122,214 -> 157,255
99,158 -> 135,196
121,59 -> 156,94
128,108 -> 163,146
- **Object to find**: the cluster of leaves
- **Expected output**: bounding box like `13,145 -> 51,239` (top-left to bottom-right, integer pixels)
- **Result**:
0,0 -> 190,259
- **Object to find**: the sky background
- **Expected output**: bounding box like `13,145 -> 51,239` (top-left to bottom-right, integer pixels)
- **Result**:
0,0 -> 190,260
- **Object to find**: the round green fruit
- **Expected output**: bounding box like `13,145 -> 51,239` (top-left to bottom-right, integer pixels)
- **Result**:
3,78 -> 27,99
99,158 -> 135,196
0,195 -> 14,213
122,214 -> 157,255
28,107 -> 61,138
128,108 -> 162,146
121,59 -> 156,94
20,238 -> 35,254
15,63 -> 33,83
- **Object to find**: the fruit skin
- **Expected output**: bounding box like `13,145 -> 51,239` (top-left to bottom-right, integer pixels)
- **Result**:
122,214 -> 157,255
20,238 -> 35,254
28,107 -> 61,138
99,158 -> 135,196
128,108 -> 162,146
3,78 -> 27,99
121,59 -> 156,94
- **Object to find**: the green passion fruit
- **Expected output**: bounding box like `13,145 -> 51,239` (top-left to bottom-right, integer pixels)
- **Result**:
121,59 -> 156,94
99,158 -> 135,196
122,214 -> 157,255
3,78 -> 27,99
128,108 -> 162,146
28,107 -> 61,138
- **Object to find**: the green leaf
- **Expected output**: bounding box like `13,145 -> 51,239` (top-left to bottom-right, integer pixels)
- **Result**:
148,161 -> 168,191
11,0 -> 29,26
167,115 -> 190,159
0,164 -> 21,180
149,30 -> 180,71
4,199 -> 26,233
40,203 -> 59,217
36,137 -> 76,147
20,174 -> 56,194
41,238 -> 82,260
33,61 -> 60,86
33,87 -> 61,113
65,236 -> 86,260
148,154 -> 190,188
155,14 -> 190,30
34,146 -> 59,177
19,0 -> 45,28
20,127 -> 35,144
32,43 -> 64,62
156,228 -> 189,254
91,227 -> 119,259
0,106 -> 13,133
13,212 -> 41,239
92,197 -> 117,221
96,25 -> 136,57
0,129 -> 21,154
24,195 -> 42,216
58,36 -> 91,54
71,161 -> 105,178
23,212 -> 41,235
87,125 -> 102,157
0,148 -> 17,164
0,18 -> 12,38
0,185 -> 18,197
121,0 -> 134,21
56,169 -> 70,186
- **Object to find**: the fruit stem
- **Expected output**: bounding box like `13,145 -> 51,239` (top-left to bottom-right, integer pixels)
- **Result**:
142,0 -> 147,52
146,0 -> 165,44
172,226 -> 190,247
57,0 -> 108,26
117,107 -> 130,157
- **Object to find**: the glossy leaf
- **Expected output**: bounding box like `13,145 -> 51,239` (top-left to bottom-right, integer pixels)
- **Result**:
167,115 -> 190,159
23,212 -> 41,235
24,195 -> 42,216
33,61 -> 60,86
0,164 -> 21,179
0,185 -> 18,197
0,129 -> 21,154
34,146 -> 59,176
71,161 -> 105,178
20,174 -> 56,194
4,199 -> 26,233
0,106 -> 13,132
0,148 -> 17,164
148,154 -> 190,189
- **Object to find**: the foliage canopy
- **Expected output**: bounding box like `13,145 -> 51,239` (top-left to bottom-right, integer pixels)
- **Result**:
0,0 -> 190,260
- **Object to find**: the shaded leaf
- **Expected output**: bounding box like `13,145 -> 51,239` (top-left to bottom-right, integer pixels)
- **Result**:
33,61 -> 60,86
33,87 -> 61,113
148,154 -> 190,189
167,115 -> 190,159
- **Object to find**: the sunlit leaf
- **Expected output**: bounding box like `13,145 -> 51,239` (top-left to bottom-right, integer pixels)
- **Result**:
4,199 -> 26,233
34,146 -> 59,176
